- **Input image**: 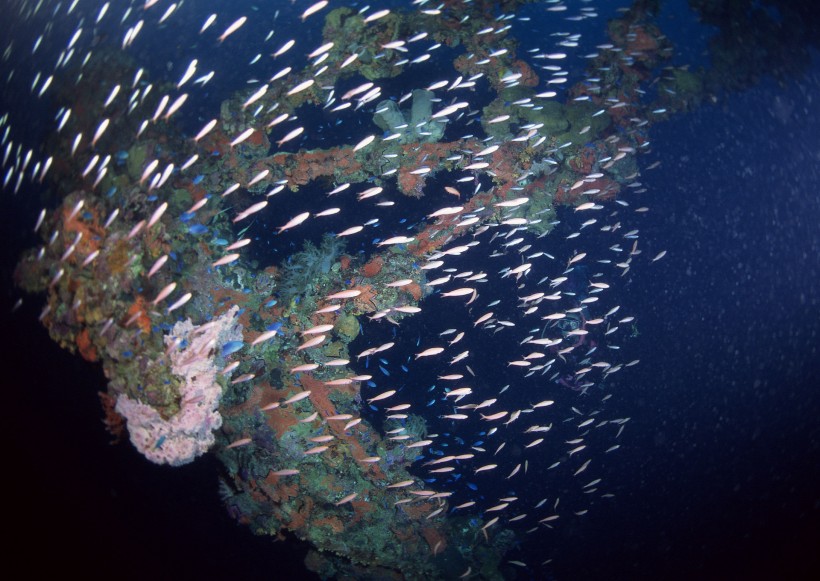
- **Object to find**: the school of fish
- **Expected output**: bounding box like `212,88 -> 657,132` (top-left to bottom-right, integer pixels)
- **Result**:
1,0 -> 674,577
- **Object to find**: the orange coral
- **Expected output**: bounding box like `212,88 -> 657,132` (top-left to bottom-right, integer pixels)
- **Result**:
313,516 -> 345,534
403,282 -> 422,301
361,256 -> 383,278
60,199 -> 103,261
421,526 -> 448,554
124,295 -> 151,334
299,374 -> 386,480
76,328 -> 97,362
261,147 -> 363,187
285,497 -> 314,532
512,58 -> 539,87
408,225 -> 445,257
264,406 -> 300,438
98,391 -> 125,444
352,284 -> 378,314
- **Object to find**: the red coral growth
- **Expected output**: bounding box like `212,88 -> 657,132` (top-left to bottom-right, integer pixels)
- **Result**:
512,59 -> 539,87
285,496 -> 314,532
264,147 -> 363,187
399,501 -> 435,519
611,21 -> 660,55
569,146 -> 598,175
263,471 -> 301,501
313,516 -> 345,534
395,141 -> 465,197
352,284 -> 378,314
403,282 -> 422,301
487,142 -> 529,185
586,176 -> 621,201
98,391 -> 125,444
123,295 -> 151,334
60,198 -> 104,261
339,254 -> 352,271
361,256 -> 383,278
407,225 -> 444,257
421,526 -> 448,554
264,406 -> 300,438
298,375 -> 386,480
397,167 -> 425,198
349,498 -> 376,526
76,328 -> 97,362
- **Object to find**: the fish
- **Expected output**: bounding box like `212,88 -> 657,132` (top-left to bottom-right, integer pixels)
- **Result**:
353,134 -> 375,151
278,212 -> 310,233
151,282 -> 177,306
218,16 -> 247,43
363,9 -> 390,23
377,236 -> 414,246
326,289 -> 361,300
367,390 -> 396,404
415,347 -> 444,359
297,335 -> 326,351
287,79 -> 314,96
230,128 -> 255,147
475,464 -> 497,474
276,126 -> 304,146
251,329 -> 279,346
441,288 -> 475,297
166,292 -> 192,314
194,119 -> 217,142
212,253 -> 240,268
233,201 -> 268,222
270,469 -> 300,476
226,438 -> 252,449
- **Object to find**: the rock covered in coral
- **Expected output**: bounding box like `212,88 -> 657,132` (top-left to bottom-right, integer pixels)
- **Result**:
372,89 -> 445,144
115,306 -> 242,466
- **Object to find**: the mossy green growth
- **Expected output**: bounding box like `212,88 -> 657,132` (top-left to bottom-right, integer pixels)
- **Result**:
126,142 -> 148,182
335,313 -> 360,341
168,188 -> 193,215
664,68 -> 704,105
520,100 -> 570,135
554,101 -> 611,145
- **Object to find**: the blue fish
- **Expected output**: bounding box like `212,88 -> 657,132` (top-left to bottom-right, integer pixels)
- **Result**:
401,365 -> 409,373
192,174 -> 205,185
213,238 -> 229,246
379,365 -> 390,376
188,224 -> 208,235
264,299 -> 277,308
221,341 -> 244,357
466,482 -> 478,491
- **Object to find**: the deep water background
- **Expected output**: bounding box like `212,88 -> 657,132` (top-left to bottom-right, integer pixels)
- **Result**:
1,2 -> 819,580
